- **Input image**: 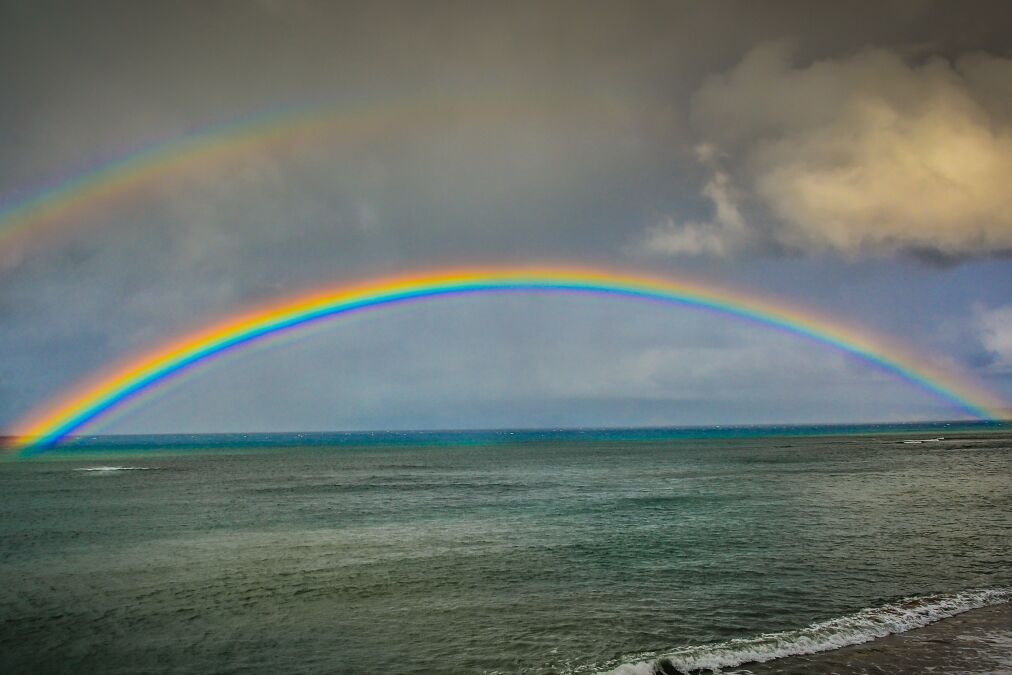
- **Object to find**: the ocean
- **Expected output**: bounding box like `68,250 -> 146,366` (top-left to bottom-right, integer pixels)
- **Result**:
1,423 -> 1009,674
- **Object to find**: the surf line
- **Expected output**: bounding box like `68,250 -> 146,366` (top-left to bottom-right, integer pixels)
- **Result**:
9,266 -> 1008,454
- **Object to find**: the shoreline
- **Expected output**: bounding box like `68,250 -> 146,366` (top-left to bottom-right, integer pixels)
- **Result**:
607,591 -> 1011,675
731,602 -> 1011,674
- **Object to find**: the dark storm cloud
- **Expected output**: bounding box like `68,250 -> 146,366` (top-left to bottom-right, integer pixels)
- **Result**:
1,0 -> 1009,431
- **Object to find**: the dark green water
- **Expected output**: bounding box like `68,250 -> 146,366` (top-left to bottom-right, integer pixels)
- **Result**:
1,424 -> 1009,673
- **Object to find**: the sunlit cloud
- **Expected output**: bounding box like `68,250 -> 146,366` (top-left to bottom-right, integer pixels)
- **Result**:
649,43 -> 1012,260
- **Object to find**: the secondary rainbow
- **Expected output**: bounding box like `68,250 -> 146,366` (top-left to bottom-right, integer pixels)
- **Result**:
0,104 -> 324,253
9,266 -> 1007,454
0,90 -> 573,256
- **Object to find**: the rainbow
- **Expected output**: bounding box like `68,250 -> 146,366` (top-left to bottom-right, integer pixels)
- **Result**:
8,266 -> 1007,454
0,90 -> 575,257
1,104 -> 325,254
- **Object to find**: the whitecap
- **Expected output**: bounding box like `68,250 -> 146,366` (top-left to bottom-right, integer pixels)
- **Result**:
601,587 -> 1010,674
74,466 -> 153,472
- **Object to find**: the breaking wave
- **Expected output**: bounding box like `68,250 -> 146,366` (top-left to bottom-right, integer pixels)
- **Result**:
600,588 -> 1011,674
73,466 -> 154,472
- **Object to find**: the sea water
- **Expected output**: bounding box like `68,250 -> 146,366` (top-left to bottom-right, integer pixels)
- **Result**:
1,423 -> 1009,673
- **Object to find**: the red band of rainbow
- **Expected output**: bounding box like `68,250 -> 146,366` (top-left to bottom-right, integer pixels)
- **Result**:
9,266 -> 1007,454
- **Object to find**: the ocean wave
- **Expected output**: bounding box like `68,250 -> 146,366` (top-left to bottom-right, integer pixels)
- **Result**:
600,588 -> 1011,674
73,466 -> 154,472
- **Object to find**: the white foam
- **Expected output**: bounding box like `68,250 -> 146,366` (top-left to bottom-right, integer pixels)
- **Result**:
74,466 -> 153,472
600,588 -> 1011,674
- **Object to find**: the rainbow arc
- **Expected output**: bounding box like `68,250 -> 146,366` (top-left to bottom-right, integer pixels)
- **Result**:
9,266 -> 1007,455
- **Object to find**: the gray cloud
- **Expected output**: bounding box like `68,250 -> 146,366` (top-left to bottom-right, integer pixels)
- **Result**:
96,296 -> 956,433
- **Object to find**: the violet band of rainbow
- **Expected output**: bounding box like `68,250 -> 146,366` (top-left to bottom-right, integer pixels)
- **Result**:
9,267 -> 1008,454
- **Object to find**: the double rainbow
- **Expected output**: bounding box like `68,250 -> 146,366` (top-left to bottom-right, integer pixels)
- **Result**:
9,266 -> 1007,454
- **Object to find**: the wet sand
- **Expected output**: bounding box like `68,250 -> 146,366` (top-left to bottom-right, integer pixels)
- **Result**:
736,602 -> 1011,674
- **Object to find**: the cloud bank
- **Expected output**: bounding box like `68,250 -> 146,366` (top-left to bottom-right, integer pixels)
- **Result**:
649,43 -> 1012,260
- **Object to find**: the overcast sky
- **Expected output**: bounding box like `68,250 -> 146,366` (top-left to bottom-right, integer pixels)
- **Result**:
1,0 -> 1010,433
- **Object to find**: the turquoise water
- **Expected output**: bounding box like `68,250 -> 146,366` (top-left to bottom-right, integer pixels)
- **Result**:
1,424 -> 1009,673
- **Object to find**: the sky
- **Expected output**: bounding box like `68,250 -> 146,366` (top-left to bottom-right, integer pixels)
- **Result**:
1,0 -> 1010,434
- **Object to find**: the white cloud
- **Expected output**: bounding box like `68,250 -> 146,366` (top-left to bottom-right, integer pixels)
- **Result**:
652,43 -> 1012,259
640,145 -> 750,257
976,304 -> 1012,372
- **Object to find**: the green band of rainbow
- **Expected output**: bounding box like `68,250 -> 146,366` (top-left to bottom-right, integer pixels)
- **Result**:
9,266 -> 1007,454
